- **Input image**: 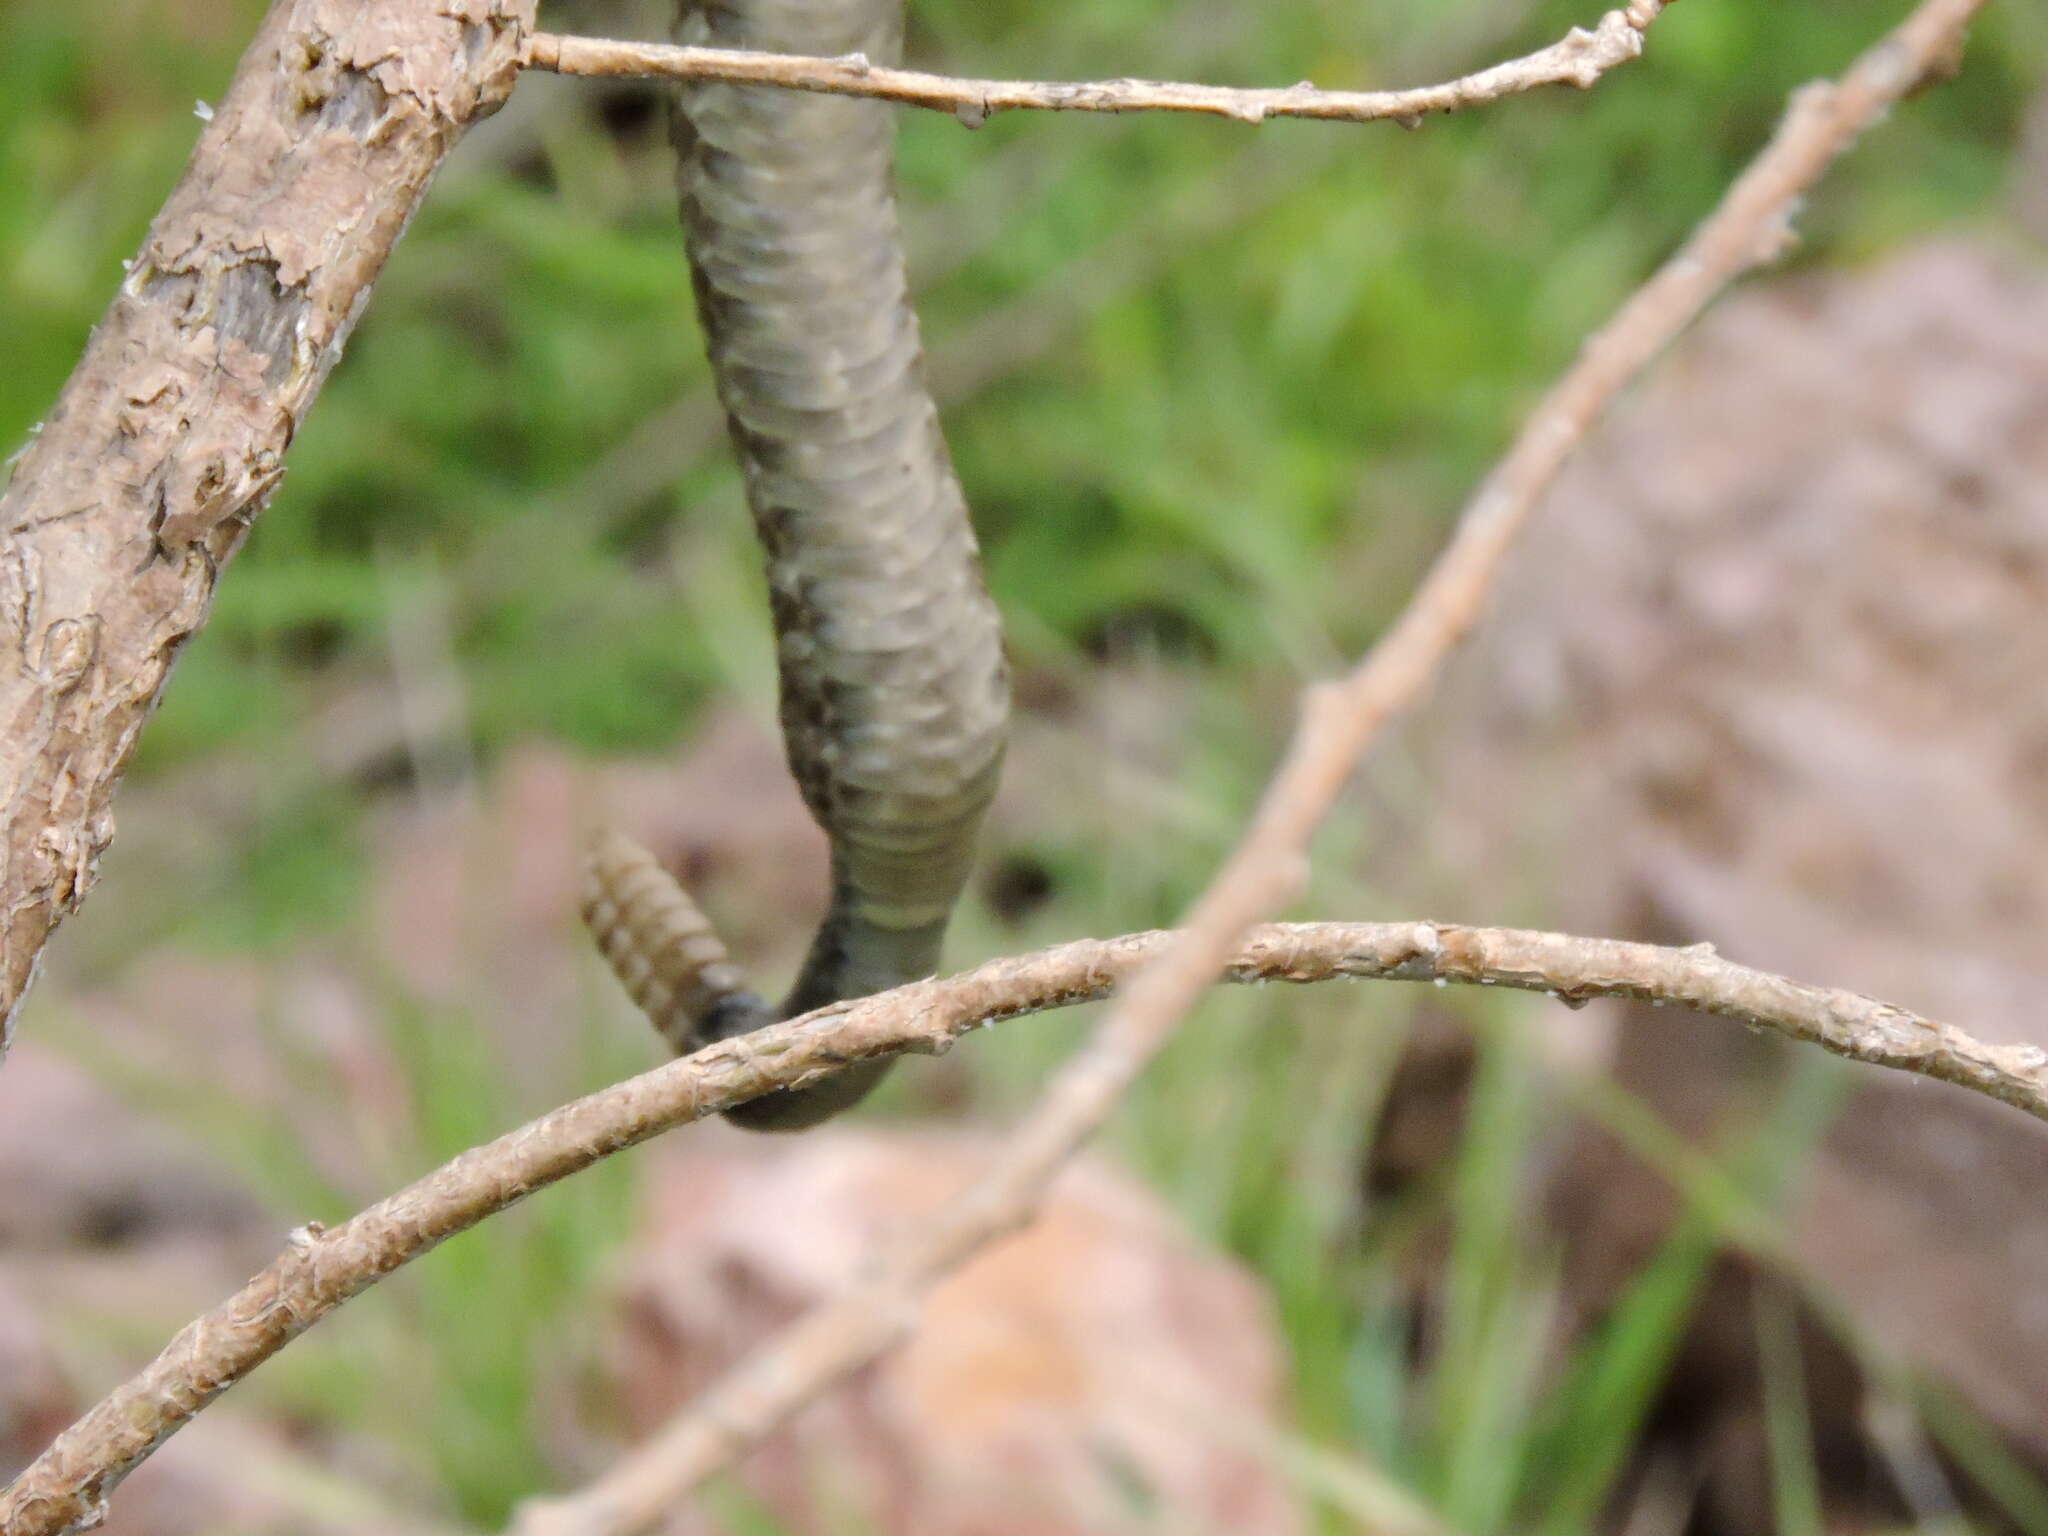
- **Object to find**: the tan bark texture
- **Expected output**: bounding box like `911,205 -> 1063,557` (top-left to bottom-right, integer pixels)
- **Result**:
0,0 -> 532,1056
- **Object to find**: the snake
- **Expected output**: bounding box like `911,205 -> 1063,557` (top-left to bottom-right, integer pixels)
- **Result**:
583,0 -> 1010,1130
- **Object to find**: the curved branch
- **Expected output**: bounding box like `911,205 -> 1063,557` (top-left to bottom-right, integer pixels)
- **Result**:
525,3 -> 1667,127
7,914 -> 2041,1535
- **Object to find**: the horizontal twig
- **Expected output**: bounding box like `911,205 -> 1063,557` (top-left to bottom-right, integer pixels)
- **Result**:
523,3 -> 1667,127
494,924 -> 2043,1536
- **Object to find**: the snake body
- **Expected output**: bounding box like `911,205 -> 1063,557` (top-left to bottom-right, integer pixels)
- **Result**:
646,0 -> 1008,1128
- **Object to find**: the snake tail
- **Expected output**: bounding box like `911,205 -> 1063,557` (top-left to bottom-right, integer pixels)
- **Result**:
581,830 -> 771,1056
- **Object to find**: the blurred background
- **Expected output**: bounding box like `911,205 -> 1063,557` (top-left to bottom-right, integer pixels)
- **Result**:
3,0 -> 2047,1532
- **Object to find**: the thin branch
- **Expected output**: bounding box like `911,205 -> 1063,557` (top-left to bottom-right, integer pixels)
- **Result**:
509,1 -> 1995,1530
0,0 -> 533,1055
10,914 -> 2047,1536
523,2 -> 1668,127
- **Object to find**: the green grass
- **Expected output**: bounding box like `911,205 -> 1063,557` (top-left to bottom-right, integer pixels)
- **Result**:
6,0 -> 2038,801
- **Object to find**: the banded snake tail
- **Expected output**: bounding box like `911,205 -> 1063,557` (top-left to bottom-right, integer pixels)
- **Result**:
584,0 -> 1010,1129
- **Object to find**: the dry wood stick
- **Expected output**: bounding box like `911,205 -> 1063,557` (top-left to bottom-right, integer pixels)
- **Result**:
525,3 -> 1668,127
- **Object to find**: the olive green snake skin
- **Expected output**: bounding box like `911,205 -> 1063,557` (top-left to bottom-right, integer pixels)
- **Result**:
584,0 -> 1009,1129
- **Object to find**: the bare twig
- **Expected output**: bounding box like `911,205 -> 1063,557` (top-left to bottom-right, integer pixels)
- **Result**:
9,912 -> 2047,1536
509,1 -> 1995,1530
525,3 -> 1667,127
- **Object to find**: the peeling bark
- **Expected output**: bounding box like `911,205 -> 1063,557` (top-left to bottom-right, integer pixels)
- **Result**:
0,0 -> 533,1055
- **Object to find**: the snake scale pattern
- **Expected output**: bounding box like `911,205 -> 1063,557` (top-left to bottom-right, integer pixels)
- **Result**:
586,0 -> 1009,1130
